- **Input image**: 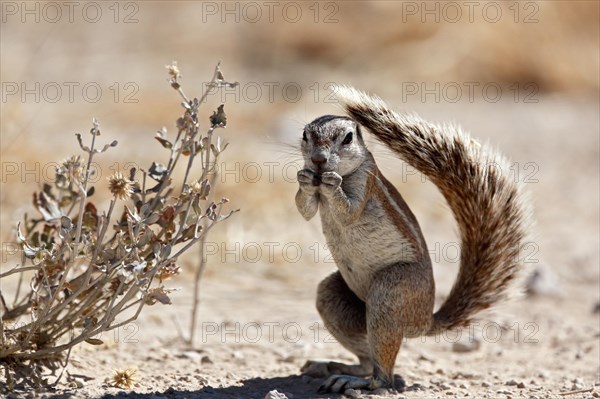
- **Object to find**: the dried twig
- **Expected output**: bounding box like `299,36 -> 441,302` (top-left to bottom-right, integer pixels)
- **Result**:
558,388 -> 594,396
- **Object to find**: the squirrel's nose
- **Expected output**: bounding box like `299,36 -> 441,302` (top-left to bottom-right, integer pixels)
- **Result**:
311,150 -> 328,166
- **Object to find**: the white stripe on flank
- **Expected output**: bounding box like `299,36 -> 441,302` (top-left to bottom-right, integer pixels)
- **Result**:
374,176 -> 422,258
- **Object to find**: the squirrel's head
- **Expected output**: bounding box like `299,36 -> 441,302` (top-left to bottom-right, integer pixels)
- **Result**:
301,115 -> 367,176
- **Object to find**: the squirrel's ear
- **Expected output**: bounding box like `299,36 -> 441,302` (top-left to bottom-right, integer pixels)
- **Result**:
356,123 -> 363,139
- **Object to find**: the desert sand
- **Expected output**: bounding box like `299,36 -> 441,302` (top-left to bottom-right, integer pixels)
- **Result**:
1,2 -> 598,398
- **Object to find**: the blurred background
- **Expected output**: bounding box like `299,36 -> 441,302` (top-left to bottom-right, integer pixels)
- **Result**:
1,0 -> 598,353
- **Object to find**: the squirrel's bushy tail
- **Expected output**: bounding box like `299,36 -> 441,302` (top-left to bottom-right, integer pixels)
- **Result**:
335,86 -> 532,334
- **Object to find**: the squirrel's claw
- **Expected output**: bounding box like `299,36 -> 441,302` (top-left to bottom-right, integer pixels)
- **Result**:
318,374 -> 371,393
319,171 -> 342,188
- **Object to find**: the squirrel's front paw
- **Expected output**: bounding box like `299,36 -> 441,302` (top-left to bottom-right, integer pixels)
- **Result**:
319,171 -> 342,193
297,169 -> 320,191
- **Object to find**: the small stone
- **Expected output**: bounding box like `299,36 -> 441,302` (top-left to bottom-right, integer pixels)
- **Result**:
225,372 -> 237,380
506,379 -> 518,386
482,381 -> 491,387
537,372 -> 547,379
452,338 -> 481,353
344,388 -> 361,398
571,378 -> 584,390
417,351 -> 435,362
264,390 -> 288,399
440,383 -> 452,390
67,379 -> 84,389
201,355 -> 213,364
526,265 -> 560,296
408,383 -> 425,391
197,377 -> 209,386
517,382 -> 526,389
459,383 -> 469,389
180,351 -> 202,360
453,371 -> 478,379
373,388 -> 392,395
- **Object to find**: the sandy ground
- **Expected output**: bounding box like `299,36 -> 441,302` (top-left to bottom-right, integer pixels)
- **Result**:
2,95 -> 598,399
1,2 -> 599,399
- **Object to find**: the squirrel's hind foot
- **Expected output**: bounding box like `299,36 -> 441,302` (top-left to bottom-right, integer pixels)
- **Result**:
318,375 -> 372,393
301,360 -> 372,378
318,375 -> 405,394
317,374 -> 401,393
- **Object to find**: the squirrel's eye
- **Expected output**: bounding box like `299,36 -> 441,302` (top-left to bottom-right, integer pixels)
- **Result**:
302,130 -> 308,142
342,132 -> 353,145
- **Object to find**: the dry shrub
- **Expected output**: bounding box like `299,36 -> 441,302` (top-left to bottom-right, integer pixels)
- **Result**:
0,62 -> 238,392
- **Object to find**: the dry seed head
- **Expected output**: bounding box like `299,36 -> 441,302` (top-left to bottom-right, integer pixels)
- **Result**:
108,172 -> 133,201
165,61 -> 180,80
191,180 -> 202,194
158,260 -> 180,281
111,368 -> 137,389
58,155 -> 85,183
166,61 -> 181,89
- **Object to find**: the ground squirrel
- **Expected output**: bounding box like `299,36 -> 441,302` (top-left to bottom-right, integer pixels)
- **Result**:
295,86 -> 531,393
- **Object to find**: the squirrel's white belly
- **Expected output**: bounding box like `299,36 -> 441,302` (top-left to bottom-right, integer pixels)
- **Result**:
320,197 -> 417,301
